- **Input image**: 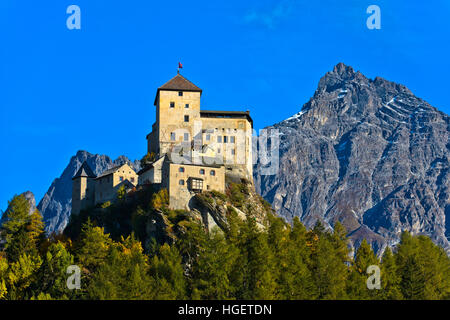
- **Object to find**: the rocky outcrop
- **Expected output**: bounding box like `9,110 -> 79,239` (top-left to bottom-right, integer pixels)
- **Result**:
190,179 -> 270,232
38,150 -> 140,234
254,63 -> 450,254
0,191 -> 37,227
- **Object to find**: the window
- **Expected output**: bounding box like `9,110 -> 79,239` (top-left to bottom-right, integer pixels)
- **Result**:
179,167 -> 185,173
178,91 -> 183,96
184,115 -> 189,122
119,176 -> 124,182
207,185 -> 210,190
206,134 -> 210,141
184,133 -> 189,141
131,177 -> 135,183
189,178 -> 203,191
179,179 -> 185,185
224,136 -> 228,143
230,136 -> 235,143
170,102 -> 175,108
199,169 -> 205,175
171,132 -> 176,141
217,136 -> 222,143
217,148 -> 221,153
210,170 -> 215,176
231,149 -> 235,155
185,103 -> 189,108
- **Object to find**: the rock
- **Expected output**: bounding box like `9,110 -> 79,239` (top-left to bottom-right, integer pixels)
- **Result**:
190,179 -> 268,232
254,63 -> 450,254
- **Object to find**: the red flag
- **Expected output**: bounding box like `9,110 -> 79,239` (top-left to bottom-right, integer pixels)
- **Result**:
178,62 -> 183,69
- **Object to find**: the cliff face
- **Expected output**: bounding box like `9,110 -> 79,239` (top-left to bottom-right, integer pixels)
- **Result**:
254,63 -> 450,253
37,150 -> 140,234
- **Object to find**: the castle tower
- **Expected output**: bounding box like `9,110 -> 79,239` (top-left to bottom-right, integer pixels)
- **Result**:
147,73 -> 203,157
71,161 -> 96,214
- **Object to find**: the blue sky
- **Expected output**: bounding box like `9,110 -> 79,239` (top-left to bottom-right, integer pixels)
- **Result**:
1,0 -> 449,211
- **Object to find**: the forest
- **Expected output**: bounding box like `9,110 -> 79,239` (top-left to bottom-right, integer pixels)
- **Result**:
0,185 -> 449,300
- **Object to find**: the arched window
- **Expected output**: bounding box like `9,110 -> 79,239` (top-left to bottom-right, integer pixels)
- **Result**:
179,179 -> 185,185
199,169 -> 205,175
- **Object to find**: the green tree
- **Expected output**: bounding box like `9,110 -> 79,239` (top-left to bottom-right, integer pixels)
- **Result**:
379,247 -> 403,299
396,232 -> 450,299
1,195 -> 44,264
34,241 -> 75,299
3,253 -> 42,299
149,243 -> 186,299
347,239 -> 380,299
74,219 -> 112,295
277,217 -> 314,299
0,255 -> 8,299
191,228 -> 239,299
238,214 -> 277,299
88,234 -> 154,299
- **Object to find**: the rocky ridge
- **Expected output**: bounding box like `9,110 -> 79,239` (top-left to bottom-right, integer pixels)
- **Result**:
254,63 -> 450,254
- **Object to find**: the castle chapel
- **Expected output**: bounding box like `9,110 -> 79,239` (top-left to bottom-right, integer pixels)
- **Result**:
72,72 -> 253,213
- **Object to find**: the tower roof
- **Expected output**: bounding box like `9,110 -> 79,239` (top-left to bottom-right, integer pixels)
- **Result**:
154,73 -> 202,105
72,161 -> 96,180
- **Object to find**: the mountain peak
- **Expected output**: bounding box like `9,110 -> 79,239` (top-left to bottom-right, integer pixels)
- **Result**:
316,63 -> 367,94
257,65 -> 450,254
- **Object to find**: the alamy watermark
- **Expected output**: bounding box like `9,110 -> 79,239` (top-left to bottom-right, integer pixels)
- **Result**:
366,265 -> 381,290
66,265 -> 81,290
366,5 -> 381,30
66,5 -> 81,30
167,121 -> 280,176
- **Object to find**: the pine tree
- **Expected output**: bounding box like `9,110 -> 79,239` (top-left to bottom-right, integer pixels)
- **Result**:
0,255 -> 8,299
1,195 -> 44,262
74,219 -> 112,296
27,209 -> 45,247
88,234 -> 154,299
380,247 -> 403,299
191,228 -> 239,299
347,239 -> 380,299
279,217 -> 315,299
34,241 -> 75,299
238,214 -> 277,299
396,232 -> 450,299
149,243 -> 186,299
330,222 -> 351,265
305,221 -> 348,299
3,253 -> 42,299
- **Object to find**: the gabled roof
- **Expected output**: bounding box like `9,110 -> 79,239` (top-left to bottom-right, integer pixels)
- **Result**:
95,163 -> 135,179
116,179 -> 136,190
154,73 -> 202,105
137,156 -> 165,175
72,161 -> 96,180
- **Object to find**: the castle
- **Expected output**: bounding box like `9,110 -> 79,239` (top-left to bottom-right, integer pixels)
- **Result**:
72,72 -> 253,213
